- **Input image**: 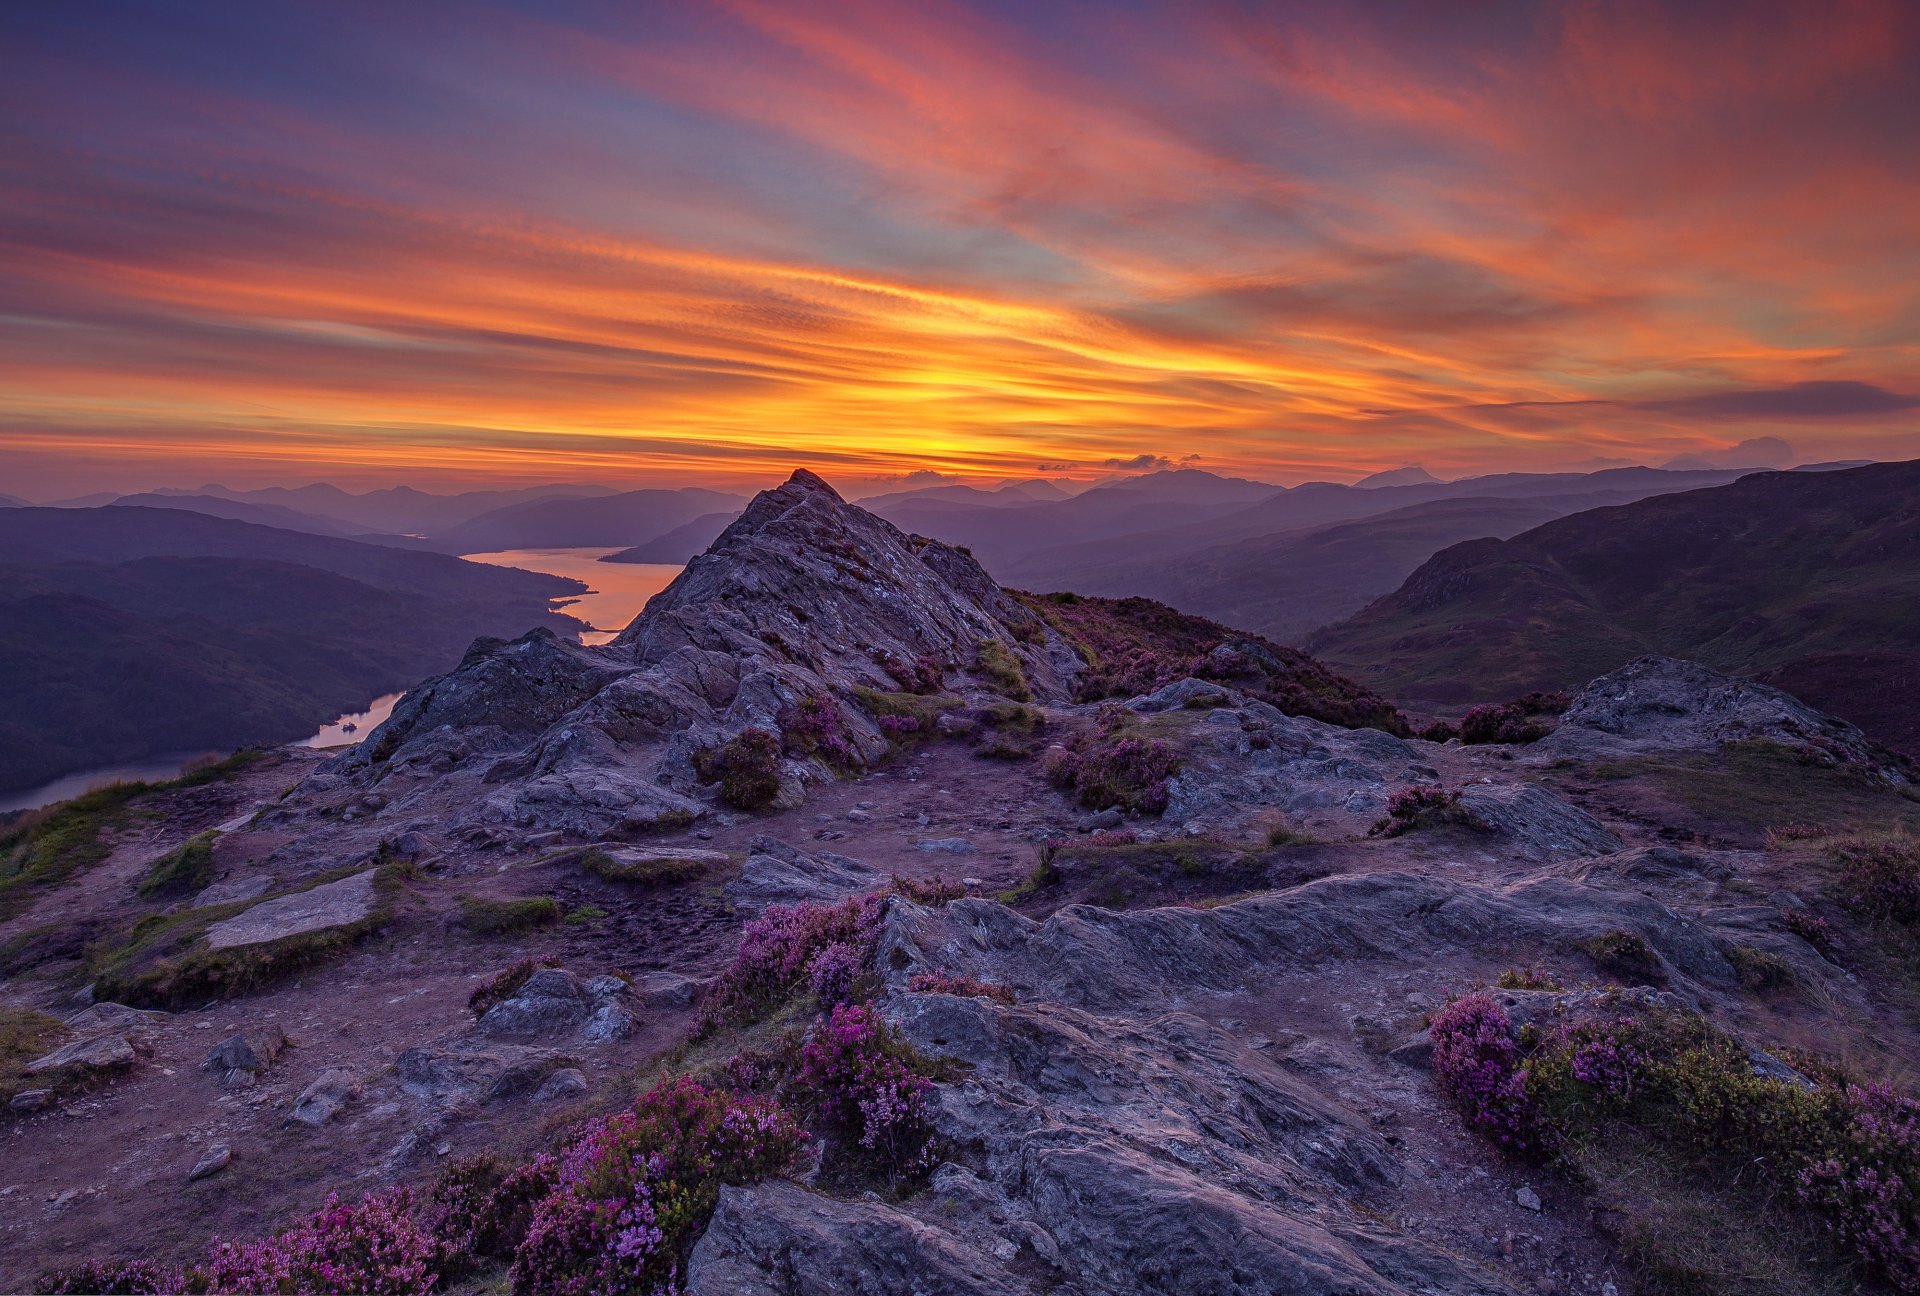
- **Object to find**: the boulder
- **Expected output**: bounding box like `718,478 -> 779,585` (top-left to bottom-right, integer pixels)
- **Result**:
532,1067 -> 589,1104
475,967 -> 635,1042
1533,656 -> 1896,774
205,871 -> 377,951
204,1025 -> 290,1085
289,1067 -> 360,1127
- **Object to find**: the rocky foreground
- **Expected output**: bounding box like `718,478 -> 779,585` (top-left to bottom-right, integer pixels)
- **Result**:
2,471 -> 1918,1295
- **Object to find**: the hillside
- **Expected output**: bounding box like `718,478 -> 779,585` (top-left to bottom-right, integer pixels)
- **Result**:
0,508 -> 584,790
1309,460 -> 1920,751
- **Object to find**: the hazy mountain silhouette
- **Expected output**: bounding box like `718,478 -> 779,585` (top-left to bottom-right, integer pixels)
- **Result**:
1307,459 -> 1920,752
427,487 -> 748,554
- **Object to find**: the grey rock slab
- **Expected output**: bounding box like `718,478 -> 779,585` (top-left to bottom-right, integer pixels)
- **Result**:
205,870 -> 377,951
193,875 -> 274,908
724,838 -> 886,914
26,1032 -> 142,1077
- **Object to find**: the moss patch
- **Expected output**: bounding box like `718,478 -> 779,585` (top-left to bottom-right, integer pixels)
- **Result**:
137,831 -> 220,900
459,896 -> 561,936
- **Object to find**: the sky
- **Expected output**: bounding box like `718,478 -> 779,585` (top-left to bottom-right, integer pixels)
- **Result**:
3,0 -> 1919,498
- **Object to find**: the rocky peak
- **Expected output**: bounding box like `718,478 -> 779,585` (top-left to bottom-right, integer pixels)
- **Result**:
324,470 -> 1075,838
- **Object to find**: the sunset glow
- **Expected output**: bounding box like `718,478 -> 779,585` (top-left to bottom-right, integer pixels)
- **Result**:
3,0 -> 1918,495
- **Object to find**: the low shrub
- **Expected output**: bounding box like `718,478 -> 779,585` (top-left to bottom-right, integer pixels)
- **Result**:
1418,720 -> 1459,743
878,652 -> 944,695
974,638 -> 1032,701
1461,703 -> 1548,745
421,1152 -> 555,1271
1044,736 -> 1181,815
1370,785 -> 1481,837
1829,831 -> 1920,924
909,971 -> 1015,1004
1,1007 -> 68,1107
1496,966 -> 1564,991
1726,943 -> 1796,993
699,890 -> 890,1029
1579,929 -> 1666,985
511,1077 -> 806,1296
1428,994 -> 1540,1152
781,690 -> 854,766
792,1003 -> 938,1181
136,831 -> 220,900
206,1187 -> 439,1296
853,688 -> 961,742
1784,908 -> 1835,953
694,727 -> 784,810
459,896 -> 560,936
470,957 -> 562,1018
1432,989 -> 1920,1293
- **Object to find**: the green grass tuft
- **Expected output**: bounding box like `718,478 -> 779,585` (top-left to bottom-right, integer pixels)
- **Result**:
459,896 -> 561,936
137,831 -> 220,900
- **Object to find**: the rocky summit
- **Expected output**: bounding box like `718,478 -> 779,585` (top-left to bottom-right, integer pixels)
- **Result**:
3,470 -> 1919,1296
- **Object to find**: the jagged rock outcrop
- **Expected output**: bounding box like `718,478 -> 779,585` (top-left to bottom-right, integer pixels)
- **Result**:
324,471 -> 1075,837
1531,655 -> 1899,775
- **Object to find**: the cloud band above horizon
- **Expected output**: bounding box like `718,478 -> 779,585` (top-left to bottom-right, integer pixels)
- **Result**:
2,0 -> 1917,495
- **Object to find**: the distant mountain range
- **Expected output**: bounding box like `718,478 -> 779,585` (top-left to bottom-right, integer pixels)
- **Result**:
1306,459 -> 1920,753
0,507 -> 584,792
427,487 -> 747,554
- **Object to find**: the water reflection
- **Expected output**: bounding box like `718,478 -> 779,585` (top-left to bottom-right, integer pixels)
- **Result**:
302,693 -> 404,749
460,548 -> 684,645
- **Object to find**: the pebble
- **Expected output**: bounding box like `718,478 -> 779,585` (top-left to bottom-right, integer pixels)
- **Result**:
1515,1185 -> 1542,1212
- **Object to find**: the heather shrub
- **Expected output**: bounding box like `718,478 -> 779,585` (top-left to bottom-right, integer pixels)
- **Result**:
469,957 -> 561,1018
1370,785 -> 1480,837
1428,994 -> 1540,1153
792,1003 -> 938,1181
694,727 -> 784,809
1431,990 -> 1920,1292
1046,736 -> 1181,815
421,1152 -> 555,1269
1725,943 -> 1796,992
1496,966 -> 1563,991
1417,720 -> 1459,743
781,690 -> 854,766
512,1077 -> 805,1296
878,652 -> 943,695
1460,703 -> 1548,745
699,890 -> 891,1029
1579,929 -> 1665,985
805,940 -> 867,1007
909,970 -> 1015,1004
1784,908 -> 1836,953
1086,828 -> 1138,847
1829,831 -> 1920,923
206,1187 -> 439,1295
